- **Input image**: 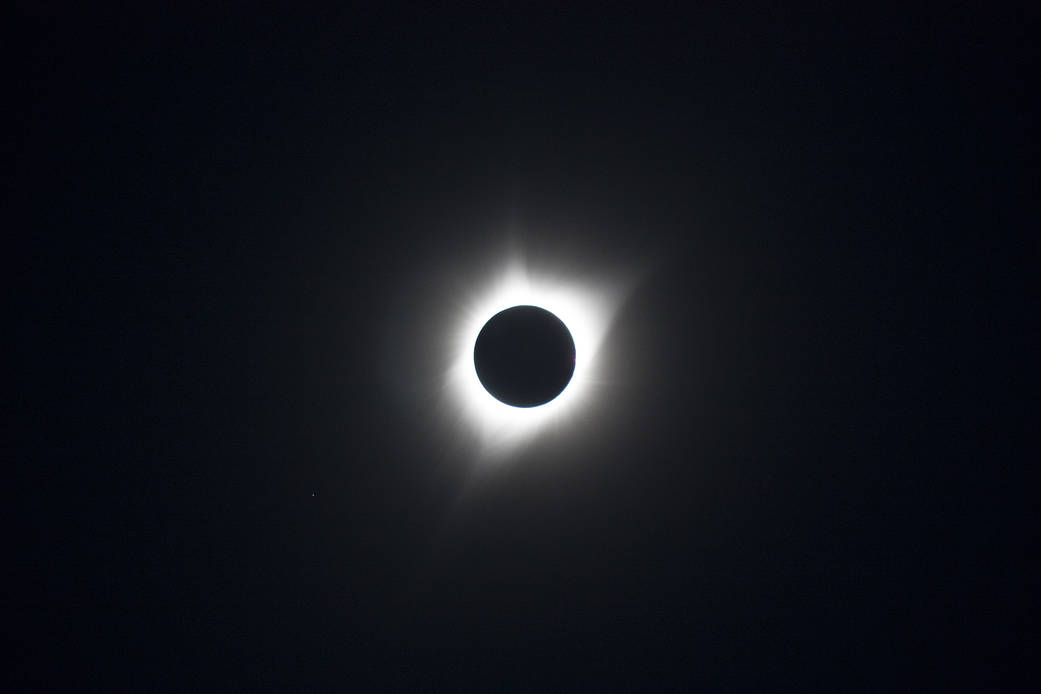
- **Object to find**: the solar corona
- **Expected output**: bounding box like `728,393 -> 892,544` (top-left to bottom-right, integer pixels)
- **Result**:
444,255 -> 623,458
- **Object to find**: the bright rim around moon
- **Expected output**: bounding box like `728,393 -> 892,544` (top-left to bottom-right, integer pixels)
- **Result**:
445,255 -> 624,458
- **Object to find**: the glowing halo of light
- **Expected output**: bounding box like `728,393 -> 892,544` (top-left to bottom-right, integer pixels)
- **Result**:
444,253 -> 623,459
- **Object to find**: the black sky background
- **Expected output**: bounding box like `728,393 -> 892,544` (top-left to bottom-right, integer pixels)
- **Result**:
8,3 -> 1039,690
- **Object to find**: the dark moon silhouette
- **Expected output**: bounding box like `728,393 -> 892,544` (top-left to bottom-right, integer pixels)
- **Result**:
473,305 -> 576,407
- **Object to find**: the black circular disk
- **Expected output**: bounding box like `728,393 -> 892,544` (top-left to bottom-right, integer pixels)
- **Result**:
473,305 -> 576,407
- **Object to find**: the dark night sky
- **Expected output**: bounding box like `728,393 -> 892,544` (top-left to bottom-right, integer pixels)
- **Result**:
8,3 -> 1038,691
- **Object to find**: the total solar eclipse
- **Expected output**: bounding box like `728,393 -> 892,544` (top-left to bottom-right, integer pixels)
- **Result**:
473,305 -> 576,407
